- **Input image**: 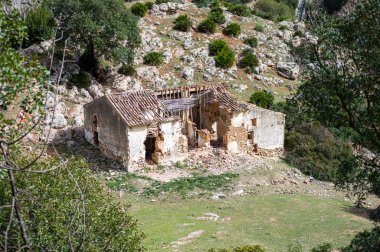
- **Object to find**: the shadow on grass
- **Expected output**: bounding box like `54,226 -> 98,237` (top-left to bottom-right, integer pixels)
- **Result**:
341,205 -> 380,222
47,127 -> 125,172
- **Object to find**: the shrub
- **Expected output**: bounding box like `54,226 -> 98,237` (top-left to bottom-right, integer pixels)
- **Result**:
208,7 -> 226,24
210,0 -> 221,8
223,22 -> 241,37
173,15 -> 192,32
209,39 -> 228,56
342,227 -> 380,252
68,70 -> 92,89
131,2 -> 148,17
197,19 -> 216,34
118,64 -> 136,76
253,0 -> 294,21
249,90 -> 274,108
254,23 -> 265,32
0,157 -> 145,251
228,4 -> 251,16
145,1 -> 154,10
215,47 -> 235,68
143,52 -> 164,65
244,36 -> 258,47
155,0 -> 170,4
293,30 -> 304,37
285,124 -> 358,182
279,24 -> 288,30
239,50 -> 259,73
25,6 -> 54,45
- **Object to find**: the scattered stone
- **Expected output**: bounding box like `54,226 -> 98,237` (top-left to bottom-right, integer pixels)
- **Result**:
277,62 -> 300,80
197,213 -> 220,221
182,66 -> 194,80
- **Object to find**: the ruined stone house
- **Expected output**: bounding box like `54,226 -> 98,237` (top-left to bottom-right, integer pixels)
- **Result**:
84,84 -> 285,170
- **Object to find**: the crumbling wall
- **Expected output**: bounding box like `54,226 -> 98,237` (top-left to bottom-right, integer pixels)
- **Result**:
84,97 -> 130,161
126,125 -> 148,166
197,129 -> 211,147
247,106 -> 285,150
155,120 -> 188,163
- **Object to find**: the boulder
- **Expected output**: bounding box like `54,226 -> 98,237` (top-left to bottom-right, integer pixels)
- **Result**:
277,62 -> 300,80
183,38 -> 195,50
182,67 -> 194,80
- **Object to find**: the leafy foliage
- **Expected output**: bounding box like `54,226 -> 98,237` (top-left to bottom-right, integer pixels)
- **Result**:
293,0 -> 380,199
0,157 -> 145,251
173,15 -> 192,32
145,1 -> 154,10
209,39 -> 228,56
143,173 -> 238,197
342,227 -> 380,252
253,0 -> 294,21
254,23 -> 265,32
227,4 -> 251,16
285,124 -> 358,182
143,52 -> 164,65
48,0 -> 141,64
197,19 -> 216,34
131,2 -> 148,17
68,70 -> 92,89
215,47 -> 235,68
223,22 -> 241,37
118,64 -> 137,76
244,36 -> 258,47
24,5 -> 54,46
249,91 -> 274,108
239,49 -> 259,73
208,7 -> 226,24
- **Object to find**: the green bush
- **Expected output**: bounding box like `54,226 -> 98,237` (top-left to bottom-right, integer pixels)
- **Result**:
253,0 -> 294,21
143,52 -> 164,65
239,50 -> 259,73
68,70 -> 92,89
25,6 -> 54,45
223,22 -> 241,37
173,15 -> 192,32
118,64 -> 136,76
215,47 -> 235,68
244,36 -> 258,47
209,245 -> 265,252
131,2 -> 148,17
249,90 -> 274,108
279,24 -> 288,30
209,39 -> 229,56
254,23 -> 265,32
155,0 -> 170,4
342,227 -> 380,252
285,124 -> 358,182
210,0 -> 221,8
145,1 -> 154,10
228,4 -> 251,16
197,19 -> 216,34
0,157 -> 145,251
208,7 -> 226,24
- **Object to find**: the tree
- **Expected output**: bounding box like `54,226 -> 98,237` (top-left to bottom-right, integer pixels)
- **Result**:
48,0 -> 141,71
173,15 -> 192,32
294,0 -> 380,202
249,91 -> 274,109
0,5 -> 144,250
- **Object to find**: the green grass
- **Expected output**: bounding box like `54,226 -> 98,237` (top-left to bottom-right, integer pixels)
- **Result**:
127,194 -> 375,251
107,173 -> 152,192
143,173 -> 239,197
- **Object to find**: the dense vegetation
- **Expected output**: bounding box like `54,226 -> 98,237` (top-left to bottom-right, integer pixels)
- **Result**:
249,91 -> 274,108
173,15 -> 192,32
197,19 -> 217,34
223,22 -> 241,37
143,52 -> 164,65
239,49 -> 259,73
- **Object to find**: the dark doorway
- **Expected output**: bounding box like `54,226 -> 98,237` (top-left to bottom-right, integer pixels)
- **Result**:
92,115 -> 99,146
144,136 -> 156,162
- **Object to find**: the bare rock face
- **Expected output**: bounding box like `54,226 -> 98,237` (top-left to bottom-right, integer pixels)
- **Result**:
277,62 -> 300,80
182,66 -> 194,80
113,74 -> 142,92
